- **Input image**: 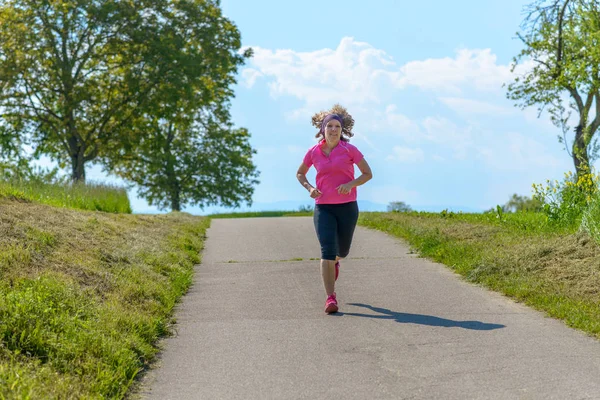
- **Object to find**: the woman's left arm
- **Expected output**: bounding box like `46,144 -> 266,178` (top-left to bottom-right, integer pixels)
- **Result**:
338,159 -> 373,194
350,158 -> 373,187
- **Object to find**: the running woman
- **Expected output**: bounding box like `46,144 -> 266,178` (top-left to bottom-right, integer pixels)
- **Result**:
296,105 -> 373,314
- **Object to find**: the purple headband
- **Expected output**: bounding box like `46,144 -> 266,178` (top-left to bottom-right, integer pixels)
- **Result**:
320,114 -> 344,134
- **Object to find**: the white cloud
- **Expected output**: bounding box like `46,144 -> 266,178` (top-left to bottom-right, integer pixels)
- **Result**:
367,104 -> 419,138
245,37 -> 397,111
241,37 -> 530,150
386,146 -> 425,163
476,131 -> 564,171
421,117 -> 473,159
242,38 -> 524,112
439,97 -> 514,117
396,49 -> 513,93
243,37 -> 562,174
241,68 -> 263,88
411,118 -> 564,171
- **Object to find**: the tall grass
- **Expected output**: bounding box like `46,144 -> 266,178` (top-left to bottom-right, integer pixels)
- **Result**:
0,179 -> 131,213
0,207 -> 209,398
581,191 -> 600,245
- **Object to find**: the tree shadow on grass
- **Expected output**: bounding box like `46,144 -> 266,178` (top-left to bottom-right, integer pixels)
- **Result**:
341,303 -> 505,331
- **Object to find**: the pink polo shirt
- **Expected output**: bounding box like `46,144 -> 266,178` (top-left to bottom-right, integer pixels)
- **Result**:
302,140 -> 364,205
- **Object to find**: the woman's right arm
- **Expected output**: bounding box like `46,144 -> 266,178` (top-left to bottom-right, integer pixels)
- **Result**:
297,163 -> 321,198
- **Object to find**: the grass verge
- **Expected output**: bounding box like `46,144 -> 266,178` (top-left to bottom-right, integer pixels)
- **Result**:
358,211 -> 600,339
0,179 -> 131,213
0,199 -> 208,399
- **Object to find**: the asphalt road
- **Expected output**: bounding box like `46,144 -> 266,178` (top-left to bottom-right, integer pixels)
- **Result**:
140,217 -> 600,399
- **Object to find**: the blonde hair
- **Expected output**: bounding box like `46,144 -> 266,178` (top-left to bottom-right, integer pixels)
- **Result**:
311,104 -> 355,142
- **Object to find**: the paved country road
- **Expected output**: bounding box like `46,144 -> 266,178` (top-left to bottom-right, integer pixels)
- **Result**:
140,217 -> 600,399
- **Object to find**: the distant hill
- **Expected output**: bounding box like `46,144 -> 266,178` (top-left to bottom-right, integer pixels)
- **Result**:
173,200 -> 484,216
409,205 -> 484,213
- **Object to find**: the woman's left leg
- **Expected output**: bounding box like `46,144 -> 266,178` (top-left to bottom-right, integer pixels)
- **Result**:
335,201 -> 359,266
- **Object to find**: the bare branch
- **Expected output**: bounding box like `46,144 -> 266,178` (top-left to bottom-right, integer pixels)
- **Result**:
584,91 -> 595,116
555,0 -> 571,75
83,142 -> 98,162
166,122 -> 175,143
534,58 -> 552,69
516,32 -> 534,47
522,0 -> 562,30
35,7 -> 63,66
589,91 -> 600,138
22,80 -> 62,122
562,129 -> 574,157
73,29 -> 125,82
567,86 -> 584,113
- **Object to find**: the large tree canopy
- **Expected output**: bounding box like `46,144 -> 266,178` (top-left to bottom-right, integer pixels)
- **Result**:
0,0 -> 250,182
112,116 -> 259,212
507,0 -> 600,177
0,122 -> 21,161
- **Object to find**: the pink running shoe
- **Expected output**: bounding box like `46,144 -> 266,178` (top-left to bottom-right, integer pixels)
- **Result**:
325,293 -> 338,314
335,261 -> 340,281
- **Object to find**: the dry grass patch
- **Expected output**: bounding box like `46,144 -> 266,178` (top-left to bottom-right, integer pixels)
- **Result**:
535,233 -> 600,298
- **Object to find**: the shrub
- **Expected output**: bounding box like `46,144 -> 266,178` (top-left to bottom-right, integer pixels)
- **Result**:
581,190 -> 600,245
298,204 -> 314,212
532,167 -> 599,226
388,201 -> 412,213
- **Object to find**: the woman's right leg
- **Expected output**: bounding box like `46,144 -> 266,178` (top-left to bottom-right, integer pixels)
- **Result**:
313,205 -> 338,296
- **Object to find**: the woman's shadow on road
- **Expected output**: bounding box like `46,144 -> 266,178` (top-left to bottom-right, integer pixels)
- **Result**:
339,303 -> 505,331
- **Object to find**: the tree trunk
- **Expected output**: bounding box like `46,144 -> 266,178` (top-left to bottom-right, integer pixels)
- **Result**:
170,190 -> 181,212
70,151 -> 86,183
68,133 -> 86,183
165,148 -> 181,211
164,123 -> 181,211
65,94 -> 87,183
167,165 -> 181,211
572,123 -> 591,178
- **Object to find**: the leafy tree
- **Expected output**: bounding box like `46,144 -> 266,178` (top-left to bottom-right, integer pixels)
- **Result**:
112,117 -> 259,212
387,201 -> 412,213
0,0 -> 250,182
504,193 -> 543,212
0,122 -> 21,161
1,119 -> 60,183
0,157 -> 62,184
298,204 -> 314,213
485,193 -> 543,213
507,0 -> 600,178
0,119 -> 31,177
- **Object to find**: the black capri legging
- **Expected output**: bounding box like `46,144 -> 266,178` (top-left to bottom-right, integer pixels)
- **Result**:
313,201 -> 359,261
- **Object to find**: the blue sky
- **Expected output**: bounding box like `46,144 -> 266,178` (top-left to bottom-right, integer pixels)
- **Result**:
85,0 -> 591,214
